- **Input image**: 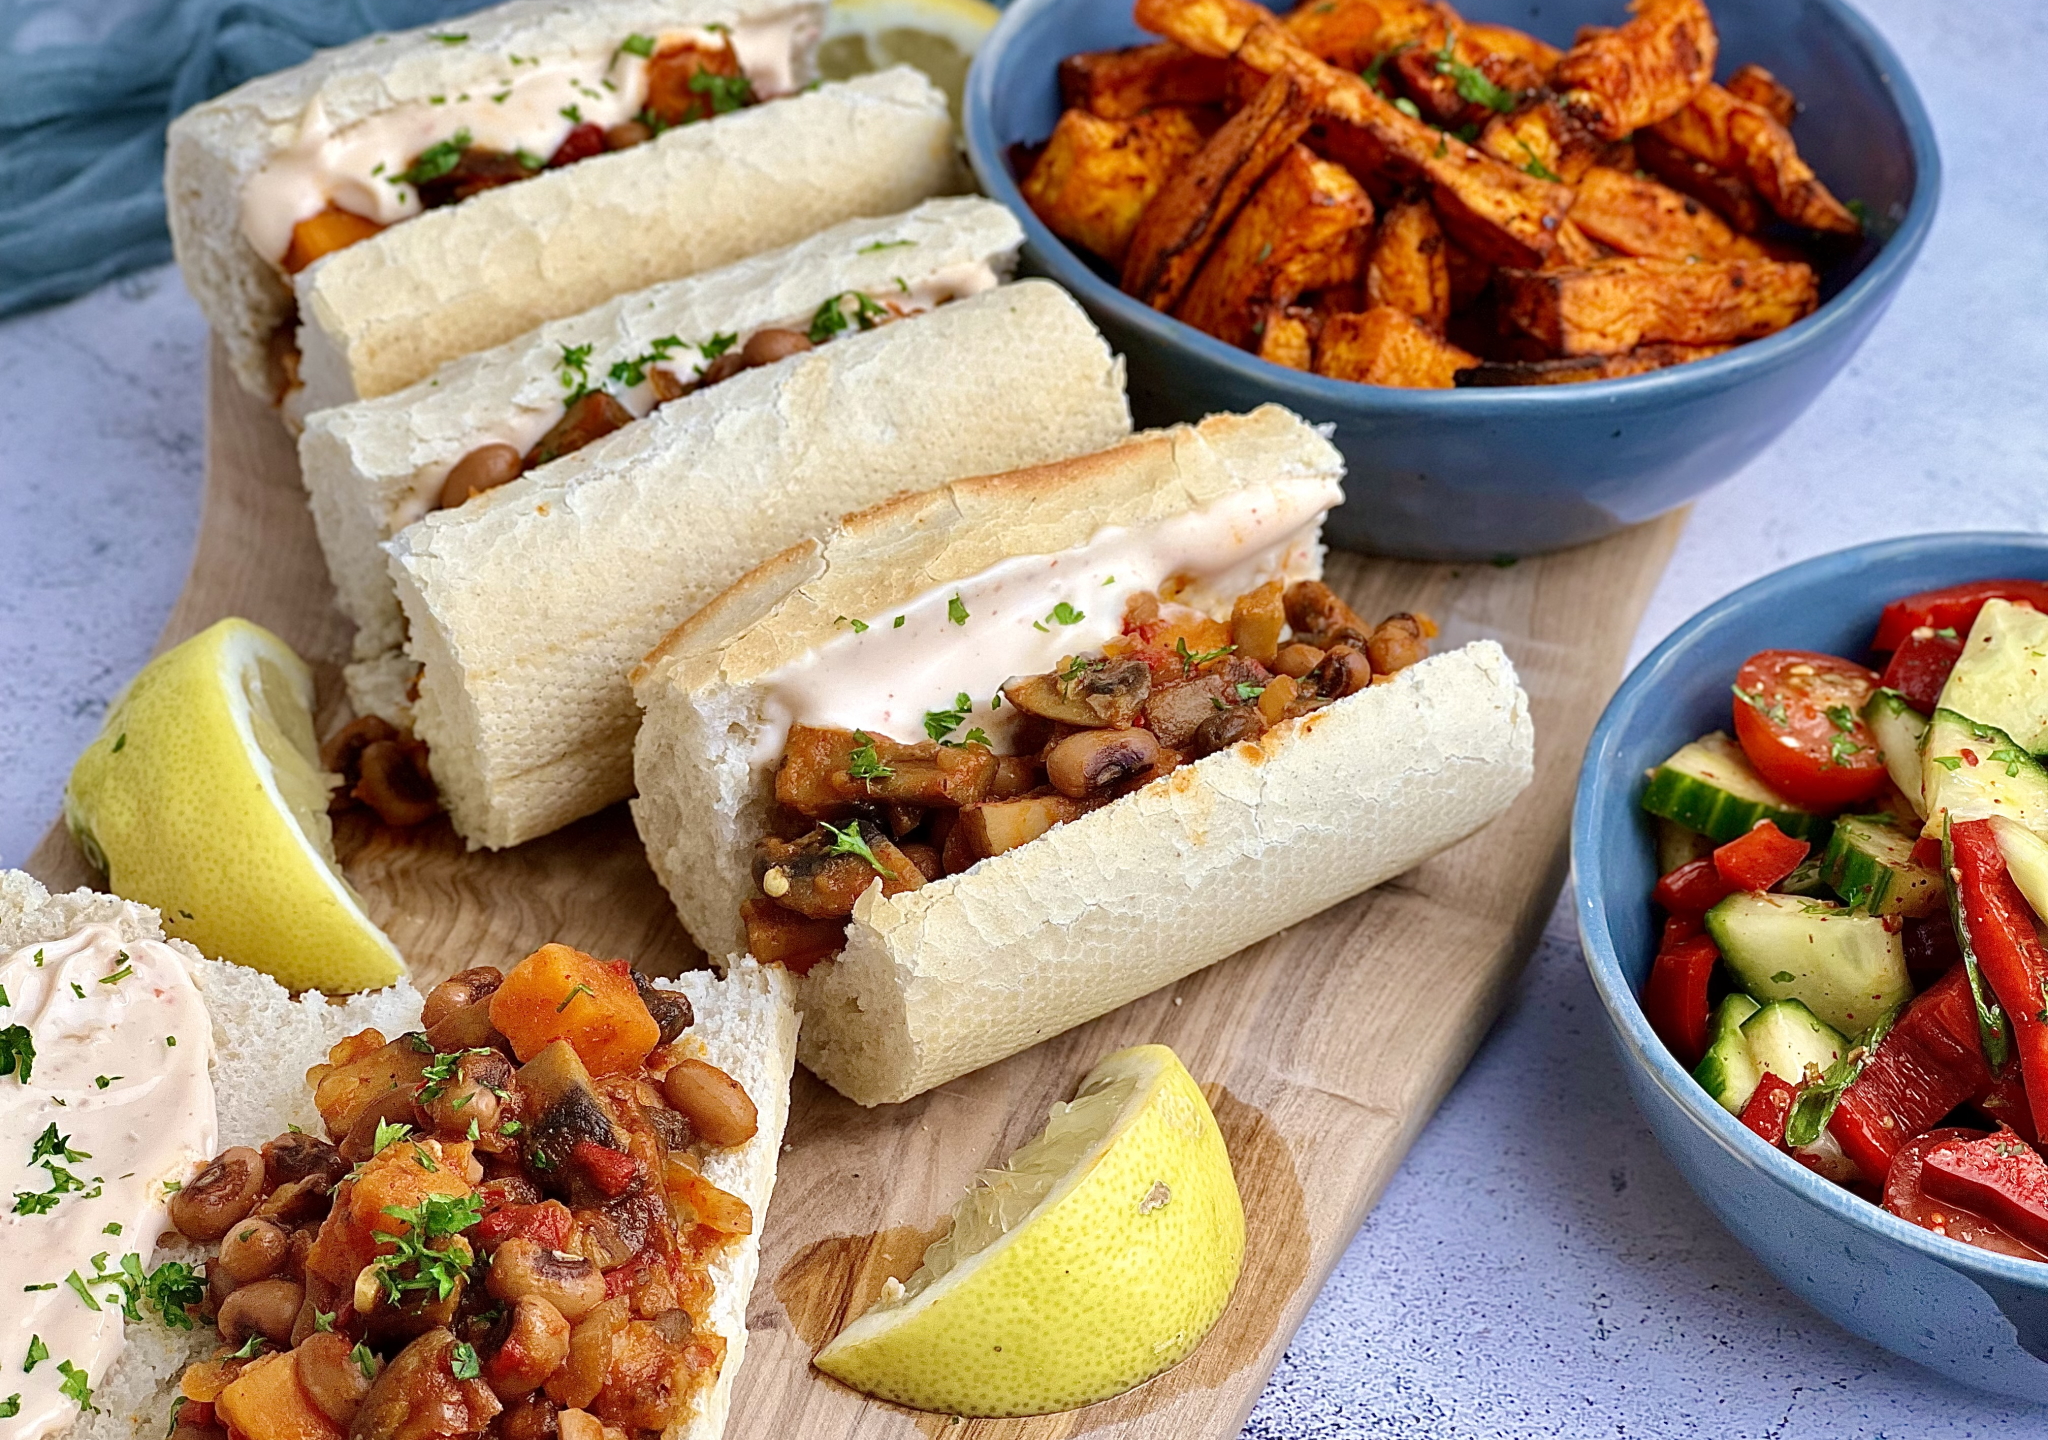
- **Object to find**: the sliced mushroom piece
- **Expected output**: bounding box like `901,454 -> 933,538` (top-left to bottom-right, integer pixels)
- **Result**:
630,971 -> 692,1046
1001,656 -> 1151,728
753,824 -> 924,919
1045,726 -> 1162,798
1190,705 -> 1266,757
349,1327 -> 501,1440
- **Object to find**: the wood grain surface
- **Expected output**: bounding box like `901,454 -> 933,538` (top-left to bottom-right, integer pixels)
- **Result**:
30,345 -> 1684,1439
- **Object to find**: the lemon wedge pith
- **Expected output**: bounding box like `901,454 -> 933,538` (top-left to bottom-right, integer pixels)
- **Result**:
814,1043 -> 1246,1416
819,0 -> 1000,117
65,617 -> 403,993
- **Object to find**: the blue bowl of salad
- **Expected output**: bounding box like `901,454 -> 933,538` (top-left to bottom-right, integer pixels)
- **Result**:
1575,534 -> 2048,1402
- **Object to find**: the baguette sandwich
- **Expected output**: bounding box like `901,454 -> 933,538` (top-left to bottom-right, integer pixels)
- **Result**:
301,196 -> 1027,685
0,870 -> 795,1440
629,406 -> 1536,1105
166,0 -> 960,420
385,277 -> 1133,851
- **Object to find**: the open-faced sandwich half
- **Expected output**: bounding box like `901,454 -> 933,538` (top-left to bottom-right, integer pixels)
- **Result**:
630,405 -> 1535,1105
0,870 -> 795,1440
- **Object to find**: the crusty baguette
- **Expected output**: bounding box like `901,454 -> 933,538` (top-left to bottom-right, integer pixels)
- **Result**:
4,870 -> 796,1440
389,278 -> 1132,850
291,68 -> 959,417
628,408 -> 1536,1105
301,196 -> 1026,668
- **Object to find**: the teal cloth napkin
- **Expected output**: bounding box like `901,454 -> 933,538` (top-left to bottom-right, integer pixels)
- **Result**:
0,0 -> 481,317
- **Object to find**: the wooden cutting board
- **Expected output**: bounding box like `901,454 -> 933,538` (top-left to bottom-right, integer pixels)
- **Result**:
30,347 -> 1682,1440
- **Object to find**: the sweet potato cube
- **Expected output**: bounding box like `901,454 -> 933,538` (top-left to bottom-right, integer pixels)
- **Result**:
1023,107 -> 1209,266
1230,581 -> 1287,664
1724,62 -> 1796,126
1315,305 -> 1477,387
1553,0 -> 1719,139
489,943 -> 659,1073
1652,83 -> 1858,234
1365,199 -> 1451,329
1121,66 -> 1316,311
282,207 -> 384,275
1256,310 -> 1314,369
1495,256 -> 1817,356
1281,0 -> 1384,70
217,1353 -> 345,1440
1568,165 -> 1770,262
1175,144 -> 1372,347
1058,41 -> 1230,118
306,1135 -> 474,1286
740,898 -> 844,975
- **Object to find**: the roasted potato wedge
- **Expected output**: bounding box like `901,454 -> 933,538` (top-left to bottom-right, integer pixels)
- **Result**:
1652,82 -> 1859,234
1255,308 -> 1315,369
1453,341 -> 1731,386
1058,41 -> 1231,118
1314,304 -> 1477,386
1568,164 -> 1772,262
1023,106 -> 1209,264
1495,256 -> 1817,355
1121,64 -> 1317,310
1177,143 -> 1373,346
1478,99 -> 1606,185
1364,197 -> 1450,328
1635,128 -> 1767,232
1390,24 -> 1546,131
1724,61 -> 1796,126
1553,0 -> 1718,139
1281,0 -> 1385,70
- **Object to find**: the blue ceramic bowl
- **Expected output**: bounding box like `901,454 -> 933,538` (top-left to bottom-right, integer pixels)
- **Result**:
964,0 -> 1940,561
1575,533 -> 2048,1403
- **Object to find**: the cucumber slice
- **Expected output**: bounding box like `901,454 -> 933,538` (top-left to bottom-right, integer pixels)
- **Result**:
1920,708 -> 2048,841
1776,852 -> 1835,898
1706,891 -> 1912,1035
1655,817 -> 1716,876
1864,689 -> 1929,819
1936,598 -> 2048,755
1642,732 -> 1828,845
1821,814 -> 1943,917
1693,993 -> 1764,1114
1992,815 -> 2048,924
1739,999 -> 1846,1087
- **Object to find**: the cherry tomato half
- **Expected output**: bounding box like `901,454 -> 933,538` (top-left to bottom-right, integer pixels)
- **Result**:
1730,649 -> 1888,809
1872,580 -> 2048,652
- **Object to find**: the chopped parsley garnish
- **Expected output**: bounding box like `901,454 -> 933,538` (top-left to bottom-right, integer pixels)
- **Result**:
560,103 -> 584,124
820,821 -> 892,878
230,1334 -> 268,1360
1433,32 -> 1518,112
1772,970 -> 1797,984
24,1336 -> 47,1372
924,693 -> 974,742
395,129 -> 472,186
103,1222 -> 121,1235
372,1119 -> 414,1155
556,342 -> 596,402
1176,637 -> 1236,674
693,331 -> 739,375
514,147 -> 546,171
607,335 -> 685,388
837,615 -> 870,634
94,1076 -> 117,1089
451,1341 -> 482,1380
619,33 -> 656,58
500,1120 -> 524,1137
99,965 -> 132,985
141,1260 -> 204,1329
960,727 -> 992,748
1361,40 -> 1416,91
1932,626 -> 1959,641
314,1310 -> 336,1333
688,69 -> 754,115
1824,705 -> 1863,766
419,1047 -> 495,1103
893,616 -> 906,628
1049,602 -> 1085,626
431,31 -> 468,44
1844,197 -> 1870,233
808,290 -> 890,344
947,594 -> 970,626
1235,682 -> 1266,702
556,983 -> 596,1014
858,238 -> 916,253
371,1191 -> 484,1305
847,732 -> 893,781
30,1124 -> 89,1166
57,1360 -> 92,1413
1991,747 -> 2031,777
1731,684 -> 1788,726
69,984 -> 83,1000
352,1342 -> 378,1380
1514,138 -> 1562,182
1393,96 -> 1422,121
0,1397 -> 17,1419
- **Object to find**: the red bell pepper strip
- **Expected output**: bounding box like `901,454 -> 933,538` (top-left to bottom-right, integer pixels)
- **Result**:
1643,934 -> 1719,1066
1740,1073 -> 1799,1146
1910,833 -> 1944,873
1653,857 -> 1734,916
1829,964 -> 1993,1184
1661,912 -> 1703,947
1873,581 -> 2048,652
1882,1127 -> 2048,1260
1978,1068 -> 2040,1146
1949,817 -> 2048,1137
1921,1128 -> 2048,1255
1712,821 -> 1811,892
1877,633 -> 1964,714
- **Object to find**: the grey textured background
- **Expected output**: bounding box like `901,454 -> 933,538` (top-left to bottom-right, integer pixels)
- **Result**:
3,0 -> 2047,1434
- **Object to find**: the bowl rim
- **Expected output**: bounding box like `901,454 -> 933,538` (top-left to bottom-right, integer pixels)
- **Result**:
962,0 -> 1944,415
1574,531 -> 2048,1291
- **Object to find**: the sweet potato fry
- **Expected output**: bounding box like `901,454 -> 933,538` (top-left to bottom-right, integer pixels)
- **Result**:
1366,0 -> 1456,48
1441,236 -> 1492,312
1478,99 -> 1605,185
1463,23 -> 1562,70
1568,164 -> 1772,262
1134,0 -> 1267,58
1635,128 -> 1766,232
1282,0 -> 1384,70
1364,198 -> 1450,328
1255,307 -> 1315,368
1553,0 -> 1718,139
1059,41 -> 1232,118
1495,256 -> 1816,355
1122,66 -> 1317,309
1547,216 -> 1608,268
1023,107 -> 1210,264
1725,62 -> 1795,127
1177,144 -> 1373,346
1453,341 -> 1730,386
1652,83 -> 1858,234
1315,305 -> 1477,386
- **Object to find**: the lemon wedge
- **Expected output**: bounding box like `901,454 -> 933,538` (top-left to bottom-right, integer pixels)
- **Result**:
64,617 -> 404,993
813,1044 -> 1245,1415
818,0 -> 1001,118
